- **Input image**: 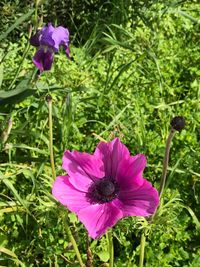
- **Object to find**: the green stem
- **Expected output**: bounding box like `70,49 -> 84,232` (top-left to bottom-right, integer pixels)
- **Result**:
150,128 -> 176,224
2,118 -> 13,144
47,96 -> 84,266
107,231 -> 114,267
47,96 -> 56,180
159,129 -> 176,199
8,43 -> 31,90
62,213 -> 85,267
35,0 -> 39,27
140,129 -> 176,267
139,232 -> 146,267
86,235 -> 93,267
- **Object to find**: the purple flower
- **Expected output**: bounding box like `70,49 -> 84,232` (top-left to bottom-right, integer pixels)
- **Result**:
52,138 -> 159,239
30,23 -> 70,72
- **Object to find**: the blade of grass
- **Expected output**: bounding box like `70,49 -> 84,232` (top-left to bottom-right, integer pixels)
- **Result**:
0,247 -> 25,267
181,205 -> 200,232
0,10 -> 34,42
99,104 -> 130,137
3,144 -> 48,155
0,171 -> 32,217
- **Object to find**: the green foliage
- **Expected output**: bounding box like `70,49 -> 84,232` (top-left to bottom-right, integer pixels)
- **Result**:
0,0 -> 200,266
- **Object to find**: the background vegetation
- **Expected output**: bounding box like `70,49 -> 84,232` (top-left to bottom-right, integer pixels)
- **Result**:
0,0 -> 200,266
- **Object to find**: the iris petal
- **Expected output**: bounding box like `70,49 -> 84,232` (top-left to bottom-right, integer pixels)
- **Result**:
32,48 -> 54,71
30,31 -> 41,47
52,26 -> 70,51
40,23 -> 55,49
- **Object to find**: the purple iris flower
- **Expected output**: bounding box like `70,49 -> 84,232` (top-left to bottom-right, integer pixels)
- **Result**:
52,138 -> 159,239
30,23 -> 70,72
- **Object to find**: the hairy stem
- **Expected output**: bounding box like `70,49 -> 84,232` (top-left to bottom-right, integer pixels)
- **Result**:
86,236 -> 93,267
48,97 -> 84,266
63,213 -> 85,267
139,231 -> 146,267
47,96 -> 56,180
140,128 -> 176,267
159,128 -> 176,198
107,231 -> 114,267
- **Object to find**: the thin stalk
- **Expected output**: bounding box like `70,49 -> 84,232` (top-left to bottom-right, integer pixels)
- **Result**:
140,128 -> 177,267
107,231 -> 114,267
35,0 -> 39,27
139,231 -> 146,267
47,96 -> 56,180
150,128 -> 176,223
2,118 -> 13,144
86,236 -> 93,267
159,128 -> 176,198
62,213 -> 85,267
48,96 -> 84,266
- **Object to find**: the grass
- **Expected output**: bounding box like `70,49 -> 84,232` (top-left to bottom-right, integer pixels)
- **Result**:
0,1 -> 200,266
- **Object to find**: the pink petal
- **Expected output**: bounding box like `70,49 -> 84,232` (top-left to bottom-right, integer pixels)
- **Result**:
94,138 -> 130,178
52,176 -> 90,212
62,150 -> 104,191
113,179 -> 159,217
116,154 -> 147,189
77,203 -> 123,239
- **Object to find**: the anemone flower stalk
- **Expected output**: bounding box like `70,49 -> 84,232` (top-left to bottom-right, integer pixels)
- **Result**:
52,138 -> 159,239
159,116 -> 185,198
139,230 -> 146,267
138,127 -> 175,267
47,95 -> 84,267
46,95 -> 56,180
107,231 -> 114,267
139,116 -> 185,267
86,236 -> 93,267
159,129 -> 176,198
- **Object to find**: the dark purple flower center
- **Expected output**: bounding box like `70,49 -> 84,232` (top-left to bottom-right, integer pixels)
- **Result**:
87,178 -> 119,204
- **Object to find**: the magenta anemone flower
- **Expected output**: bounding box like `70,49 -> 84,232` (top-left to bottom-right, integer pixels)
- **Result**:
30,23 -> 70,72
52,138 -> 159,239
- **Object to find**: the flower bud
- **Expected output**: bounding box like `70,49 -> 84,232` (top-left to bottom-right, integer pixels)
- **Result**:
46,95 -> 52,102
170,116 -> 185,131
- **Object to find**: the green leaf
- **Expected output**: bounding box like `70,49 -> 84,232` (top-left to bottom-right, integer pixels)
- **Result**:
0,247 -> 25,267
97,251 -> 110,262
0,247 -> 18,259
0,9 -> 34,42
0,171 -> 31,217
0,73 -> 35,105
182,205 -> 200,232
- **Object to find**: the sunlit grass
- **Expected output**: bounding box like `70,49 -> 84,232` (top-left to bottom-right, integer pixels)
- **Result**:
0,1 -> 200,266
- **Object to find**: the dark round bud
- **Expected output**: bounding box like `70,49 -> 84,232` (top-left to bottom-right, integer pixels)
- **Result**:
171,116 -> 185,131
46,95 -> 52,102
